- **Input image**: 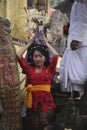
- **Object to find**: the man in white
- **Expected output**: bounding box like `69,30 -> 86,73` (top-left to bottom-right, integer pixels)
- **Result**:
60,0 -> 87,96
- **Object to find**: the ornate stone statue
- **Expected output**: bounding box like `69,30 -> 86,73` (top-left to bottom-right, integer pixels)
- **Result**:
0,17 -> 22,130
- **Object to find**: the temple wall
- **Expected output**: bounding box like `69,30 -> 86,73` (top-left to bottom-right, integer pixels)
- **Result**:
0,0 -> 6,17
0,0 -> 28,40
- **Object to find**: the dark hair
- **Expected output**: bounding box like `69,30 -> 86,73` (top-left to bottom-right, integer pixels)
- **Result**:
26,43 -> 50,67
44,123 -> 64,130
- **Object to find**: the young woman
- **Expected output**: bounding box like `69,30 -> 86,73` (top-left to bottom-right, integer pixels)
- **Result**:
17,35 -> 58,130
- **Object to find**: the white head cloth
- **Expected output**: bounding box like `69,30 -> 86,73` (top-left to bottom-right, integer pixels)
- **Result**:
67,1 -> 87,49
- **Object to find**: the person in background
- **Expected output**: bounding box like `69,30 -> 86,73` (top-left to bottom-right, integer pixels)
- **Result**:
60,1 -> 87,97
16,34 -> 58,130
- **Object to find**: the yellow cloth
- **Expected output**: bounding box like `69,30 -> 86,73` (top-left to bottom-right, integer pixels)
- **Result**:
24,84 -> 50,108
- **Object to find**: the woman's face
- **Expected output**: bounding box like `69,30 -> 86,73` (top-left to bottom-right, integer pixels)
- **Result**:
33,50 -> 46,67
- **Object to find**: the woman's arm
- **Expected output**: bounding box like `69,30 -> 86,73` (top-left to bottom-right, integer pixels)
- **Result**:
17,43 -> 31,58
16,42 -> 32,58
41,35 -> 58,57
16,32 -> 36,58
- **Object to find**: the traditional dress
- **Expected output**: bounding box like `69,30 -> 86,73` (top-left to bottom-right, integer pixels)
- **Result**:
60,1 -> 87,92
17,56 -> 58,130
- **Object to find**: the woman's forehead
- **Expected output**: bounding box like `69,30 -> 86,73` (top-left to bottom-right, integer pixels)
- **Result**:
33,50 -> 42,55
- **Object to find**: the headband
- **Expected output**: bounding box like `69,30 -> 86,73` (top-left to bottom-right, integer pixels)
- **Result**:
29,44 -> 48,52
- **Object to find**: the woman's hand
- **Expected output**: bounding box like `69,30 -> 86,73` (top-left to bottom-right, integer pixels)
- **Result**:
40,33 -> 48,45
28,29 -> 37,41
40,33 -> 58,56
70,40 -> 79,50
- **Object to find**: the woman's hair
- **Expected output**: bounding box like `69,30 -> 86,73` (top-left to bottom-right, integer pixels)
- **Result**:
44,123 -> 64,130
26,43 -> 50,67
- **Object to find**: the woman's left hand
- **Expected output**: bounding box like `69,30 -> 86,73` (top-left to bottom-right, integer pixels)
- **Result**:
40,33 -> 58,56
40,33 -> 48,45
